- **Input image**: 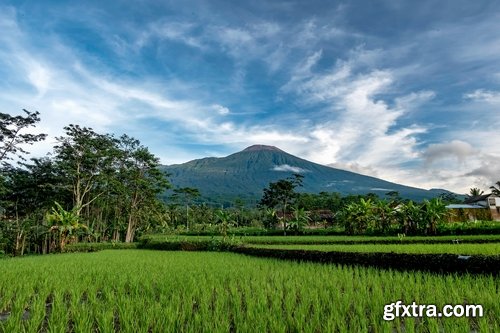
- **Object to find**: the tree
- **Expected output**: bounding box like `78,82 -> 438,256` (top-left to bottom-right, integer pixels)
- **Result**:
259,174 -> 304,235
263,207 -> 278,229
468,187 -> 484,197
288,207 -> 310,234
490,181 -> 500,196
116,135 -> 171,242
422,198 -> 447,235
398,200 -> 424,235
0,109 -> 47,166
53,125 -> 118,217
342,198 -> 375,235
214,209 -> 235,240
45,202 -> 88,251
373,199 -> 395,233
171,187 -> 200,231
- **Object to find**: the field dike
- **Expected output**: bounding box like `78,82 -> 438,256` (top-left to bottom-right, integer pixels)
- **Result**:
231,246 -> 500,275
130,238 -> 500,275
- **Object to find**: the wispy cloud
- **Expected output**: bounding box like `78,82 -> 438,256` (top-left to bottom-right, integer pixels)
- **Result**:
272,164 -> 309,173
280,49 -> 430,179
464,89 -> 500,104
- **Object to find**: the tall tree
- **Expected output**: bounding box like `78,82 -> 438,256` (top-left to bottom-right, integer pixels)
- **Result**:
53,125 -> 118,217
490,181 -> 500,196
259,174 -> 304,235
171,187 -> 200,231
0,109 -> 46,166
116,135 -> 171,242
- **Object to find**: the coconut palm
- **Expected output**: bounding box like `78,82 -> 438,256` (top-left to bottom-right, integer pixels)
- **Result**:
468,187 -> 484,197
490,181 -> 500,196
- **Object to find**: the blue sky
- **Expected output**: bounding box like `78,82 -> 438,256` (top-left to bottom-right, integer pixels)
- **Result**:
1,0 -> 500,193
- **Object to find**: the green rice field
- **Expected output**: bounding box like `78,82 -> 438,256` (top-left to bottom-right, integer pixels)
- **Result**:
1,250 -> 498,332
143,234 -> 500,245
247,242 -> 500,255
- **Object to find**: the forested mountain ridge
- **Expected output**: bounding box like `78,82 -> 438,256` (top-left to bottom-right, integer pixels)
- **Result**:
163,145 -> 450,205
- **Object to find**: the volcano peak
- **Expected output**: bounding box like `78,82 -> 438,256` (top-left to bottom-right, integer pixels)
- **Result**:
241,145 -> 283,152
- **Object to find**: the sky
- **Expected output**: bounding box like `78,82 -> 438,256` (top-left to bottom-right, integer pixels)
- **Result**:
1,0 -> 500,194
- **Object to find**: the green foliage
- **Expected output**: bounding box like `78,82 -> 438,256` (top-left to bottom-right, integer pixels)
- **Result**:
170,187 -> 200,231
422,198 -> 447,235
490,181 -> 500,196
288,207 -> 310,234
262,208 -> 278,229
214,209 -> 235,239
45,202 -> 88,251
342,198 -> 375,235
64,241 -> 138,252
259,174 -> 304,235
0,109 -> 47,166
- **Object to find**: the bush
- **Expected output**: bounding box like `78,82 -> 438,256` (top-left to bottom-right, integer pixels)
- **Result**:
437,221 -> 500,235
137,236 -> 242,252
64,242 -> 137,252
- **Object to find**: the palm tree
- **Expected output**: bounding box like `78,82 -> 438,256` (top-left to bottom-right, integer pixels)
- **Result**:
490,181 -> 500,196
171,187 -> 200,230
468,187 -> 484,197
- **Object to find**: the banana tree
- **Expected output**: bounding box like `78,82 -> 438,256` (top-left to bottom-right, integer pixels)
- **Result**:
214,209 -> 235,240
45,202 -> 88,251
423,198 -> 447,235
288,207 -> 310,234
343,198 -> 375,234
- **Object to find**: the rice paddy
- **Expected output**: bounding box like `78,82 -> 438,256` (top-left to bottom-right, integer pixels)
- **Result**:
142,234 -> 500,245
247,242 -> 500,255
0,250 -> 498,332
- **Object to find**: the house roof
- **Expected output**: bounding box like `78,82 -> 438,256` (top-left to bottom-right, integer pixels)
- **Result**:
446,204 -> 485,209
464,193 -> 493,204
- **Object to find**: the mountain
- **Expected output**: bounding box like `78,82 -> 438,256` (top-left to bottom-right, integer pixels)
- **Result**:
162,145 -> 450,205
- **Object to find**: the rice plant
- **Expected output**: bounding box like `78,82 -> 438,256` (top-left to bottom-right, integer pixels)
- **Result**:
0,250 -> 498,332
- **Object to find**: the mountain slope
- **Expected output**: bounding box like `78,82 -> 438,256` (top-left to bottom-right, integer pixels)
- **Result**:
162,145 -> 449,204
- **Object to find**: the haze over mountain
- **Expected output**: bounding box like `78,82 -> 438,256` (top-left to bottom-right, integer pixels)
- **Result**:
163,145 -> 450,205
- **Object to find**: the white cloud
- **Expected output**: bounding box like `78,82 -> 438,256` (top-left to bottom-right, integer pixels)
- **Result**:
212,104 -> 230,115
395,91 -> 436,111
135,21 -> 203,50
464,89 -> 500,104
279,49 -> 440,190
272,164 -> 309,173
328,162 -> 380,177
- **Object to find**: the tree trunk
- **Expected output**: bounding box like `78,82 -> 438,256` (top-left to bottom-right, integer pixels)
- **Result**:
283,201 -> 287,236
125,214 -> 135,243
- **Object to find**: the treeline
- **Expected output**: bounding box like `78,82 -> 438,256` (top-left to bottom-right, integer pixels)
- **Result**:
257,174 -> 455,236
1,110 -> 170,255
